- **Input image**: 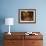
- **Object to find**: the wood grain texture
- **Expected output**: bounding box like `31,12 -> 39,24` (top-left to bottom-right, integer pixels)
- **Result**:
4,32 -> 43,46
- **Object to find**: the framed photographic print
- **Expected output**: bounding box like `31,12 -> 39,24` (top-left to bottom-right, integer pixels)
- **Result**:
18,9 -> 36,23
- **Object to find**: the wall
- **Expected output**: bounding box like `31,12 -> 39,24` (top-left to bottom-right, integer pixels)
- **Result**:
0,0 -> 46,32
0,0 -> 46,46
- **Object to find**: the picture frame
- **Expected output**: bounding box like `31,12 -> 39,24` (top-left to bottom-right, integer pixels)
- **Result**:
18,9 -> 36,23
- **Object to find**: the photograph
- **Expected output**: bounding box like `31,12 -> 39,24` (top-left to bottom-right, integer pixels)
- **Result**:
18,9 -> 36,23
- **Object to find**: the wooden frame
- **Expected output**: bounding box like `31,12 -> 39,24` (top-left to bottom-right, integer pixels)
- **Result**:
18,9 -> 36,23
